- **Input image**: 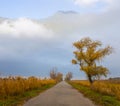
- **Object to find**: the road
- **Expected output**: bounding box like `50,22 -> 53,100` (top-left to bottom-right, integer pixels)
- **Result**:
23,81 -> 96,106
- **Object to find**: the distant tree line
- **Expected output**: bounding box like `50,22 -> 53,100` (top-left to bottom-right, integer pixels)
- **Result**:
65,72 -> 73,81
50,67 -> 63,82
50,67 -> 73,82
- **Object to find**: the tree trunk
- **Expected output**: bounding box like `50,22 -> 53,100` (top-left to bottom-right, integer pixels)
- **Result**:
87,74 -> 93,84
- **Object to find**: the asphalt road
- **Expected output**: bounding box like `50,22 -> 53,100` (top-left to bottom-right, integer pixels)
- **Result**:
23,81 -> 96,106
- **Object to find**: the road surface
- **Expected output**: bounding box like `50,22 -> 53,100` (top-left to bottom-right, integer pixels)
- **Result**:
23,81 -> 96,106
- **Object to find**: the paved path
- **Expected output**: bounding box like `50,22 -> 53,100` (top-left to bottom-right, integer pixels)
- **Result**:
23,81 -> 96,106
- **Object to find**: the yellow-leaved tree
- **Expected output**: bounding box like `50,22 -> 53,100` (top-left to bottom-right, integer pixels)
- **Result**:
72,37 -> 113,84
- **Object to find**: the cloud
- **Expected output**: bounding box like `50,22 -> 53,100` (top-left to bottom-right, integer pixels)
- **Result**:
0,6 -> 120,77
74,0 -> 100,7
42,9 -> 120,76
105,0 -> 120,11
73,0 -> 114,11
44,10 -> 120,35
0,18 -> 54,39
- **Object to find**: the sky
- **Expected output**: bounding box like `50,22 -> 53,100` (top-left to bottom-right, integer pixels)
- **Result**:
0,0 -> 120,79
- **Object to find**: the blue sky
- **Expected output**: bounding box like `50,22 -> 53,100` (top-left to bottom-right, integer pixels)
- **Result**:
0,0 -> 120,79
0,0 -> 109,19
0,0 -> 77,19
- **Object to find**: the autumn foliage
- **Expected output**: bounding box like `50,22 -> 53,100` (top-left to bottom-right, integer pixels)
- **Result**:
72,37 -> 113,84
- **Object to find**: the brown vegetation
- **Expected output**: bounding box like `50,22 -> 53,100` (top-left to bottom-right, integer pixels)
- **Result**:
71,80 -> 120,100
0,76 -> 56,98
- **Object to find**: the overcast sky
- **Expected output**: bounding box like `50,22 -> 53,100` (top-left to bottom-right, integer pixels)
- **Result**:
0,0 -> 120,79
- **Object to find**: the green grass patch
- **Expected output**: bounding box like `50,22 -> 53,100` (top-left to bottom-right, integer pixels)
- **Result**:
69,82 -> 120,106
0,83 -> 55,106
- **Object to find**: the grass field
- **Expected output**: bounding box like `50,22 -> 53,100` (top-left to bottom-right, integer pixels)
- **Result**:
0,76 -> 56,106
69,80 -> 120,106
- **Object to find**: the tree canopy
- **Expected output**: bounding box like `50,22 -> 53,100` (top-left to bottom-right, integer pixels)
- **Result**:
72,37 -> 113,84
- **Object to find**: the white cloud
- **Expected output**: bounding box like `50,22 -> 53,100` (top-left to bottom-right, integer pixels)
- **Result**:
0,18 -> 54,39
74,0 -> 99,7
74,0 -> 113,9
42,10 -> 120,75
104,0 -> 120,11
0,6 -> 120,77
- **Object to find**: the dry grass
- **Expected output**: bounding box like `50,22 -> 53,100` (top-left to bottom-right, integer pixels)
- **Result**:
0,76 -> 56,98
71,80 -> 120,100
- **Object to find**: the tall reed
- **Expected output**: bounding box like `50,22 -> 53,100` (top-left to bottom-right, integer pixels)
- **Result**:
0,76 -> 56,98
